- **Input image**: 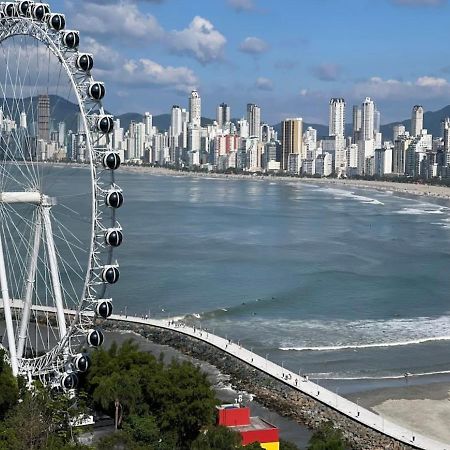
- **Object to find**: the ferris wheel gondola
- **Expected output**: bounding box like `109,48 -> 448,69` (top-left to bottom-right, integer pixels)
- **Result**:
0,0 -> 123,387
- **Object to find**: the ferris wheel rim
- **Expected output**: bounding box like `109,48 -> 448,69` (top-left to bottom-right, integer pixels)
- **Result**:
0,2 -> 122,382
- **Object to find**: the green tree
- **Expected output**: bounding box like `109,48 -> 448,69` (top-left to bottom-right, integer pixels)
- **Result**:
280,439 -> 300,450
83,340 -> 218,448
190,426 -> 242,450
148,360 -> 217,442
0,385 -> 88,450
307,421 -> 345,450
123,414 -> 161,445
0,349 -> 19,419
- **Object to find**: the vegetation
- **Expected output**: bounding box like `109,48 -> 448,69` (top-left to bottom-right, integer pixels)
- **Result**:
83,340 -> 218,448
0,349 -> 18,420
0,341 -> 338,449
0,384 -> 88,450
280,440 -> 301,450
307,421 -> 345,450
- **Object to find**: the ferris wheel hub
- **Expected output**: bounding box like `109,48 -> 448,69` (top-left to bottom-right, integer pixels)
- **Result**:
0,191 -> 56,205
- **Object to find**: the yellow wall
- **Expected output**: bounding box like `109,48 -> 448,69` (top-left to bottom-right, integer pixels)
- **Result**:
260,442 -> 279,450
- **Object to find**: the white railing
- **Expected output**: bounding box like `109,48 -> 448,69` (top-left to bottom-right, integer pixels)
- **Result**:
1,301 -> 448,449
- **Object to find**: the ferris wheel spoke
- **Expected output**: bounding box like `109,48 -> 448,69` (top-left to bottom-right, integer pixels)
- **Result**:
0,209 -> 18,376
0,206 -> 29,303
0,6 -> 122,383
1,39 -> 36,178
17,211 -> 42,359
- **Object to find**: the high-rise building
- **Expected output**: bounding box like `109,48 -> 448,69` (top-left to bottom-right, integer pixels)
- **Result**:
189,90 -> 201,127
38,95 -> 50,141
181,108 -> 189,149
144,112 -> 153,137
247,103 -> 261,139
442,118 -> 450,153
281,118 -> 303,171
361,97 -> 375,141
171,105 -> 182,138
352,105 -> 361,141
329,98 -> 346,172
20,111 -> 27,129
393,124 -> 406,142
374,109 -> 381,134
58,121 -> 65,147
329,98 -> 345,137
217,103 -> 230,128
238,118 -> 249,139
411,105 -> 424,137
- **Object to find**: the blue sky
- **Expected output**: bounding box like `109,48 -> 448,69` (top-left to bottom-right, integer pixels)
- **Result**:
53,0 -> 450,124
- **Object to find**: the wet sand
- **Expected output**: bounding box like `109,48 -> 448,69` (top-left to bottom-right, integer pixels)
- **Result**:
118,165 -> 450,201
349,382 -> 450,444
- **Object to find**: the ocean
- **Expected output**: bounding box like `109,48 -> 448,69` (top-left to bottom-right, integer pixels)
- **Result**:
13,166 -> 450,395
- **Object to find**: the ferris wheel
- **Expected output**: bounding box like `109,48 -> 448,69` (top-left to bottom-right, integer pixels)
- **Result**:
0,1 -> 123,389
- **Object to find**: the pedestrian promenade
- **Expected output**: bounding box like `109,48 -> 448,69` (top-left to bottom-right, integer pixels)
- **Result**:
1,300 -> 448,449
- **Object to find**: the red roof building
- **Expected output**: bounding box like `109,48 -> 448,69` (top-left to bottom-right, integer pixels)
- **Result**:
216,404 -> 280,450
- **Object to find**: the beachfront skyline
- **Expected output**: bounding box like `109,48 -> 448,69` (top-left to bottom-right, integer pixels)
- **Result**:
50,0 -> 450,124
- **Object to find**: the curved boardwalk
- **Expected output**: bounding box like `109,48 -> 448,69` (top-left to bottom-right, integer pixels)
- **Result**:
1,301 -> 448,449
112,313 -> 448,450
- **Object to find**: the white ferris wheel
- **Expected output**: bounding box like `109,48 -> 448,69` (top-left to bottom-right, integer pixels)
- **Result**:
0,1 -> 123,389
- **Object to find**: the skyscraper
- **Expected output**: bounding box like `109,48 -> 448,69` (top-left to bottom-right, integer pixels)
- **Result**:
20,111 -> 27,129
352,105 -> 362,141
411,105 -> 424,137
38,95 -> 50,141
189,90 -> 201,127
361,97 -> 375,141
281,118 -> 303,171
217,103 -> 230,128
247,103 -> 261,139
171,105 -> 182,137
144,112 -> 153,137
393,124 -> 406,142
329,98 -> 345,137
374,109 -> 381,134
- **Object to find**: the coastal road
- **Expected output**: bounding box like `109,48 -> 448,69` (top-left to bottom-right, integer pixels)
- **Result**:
1,300 -> 448,449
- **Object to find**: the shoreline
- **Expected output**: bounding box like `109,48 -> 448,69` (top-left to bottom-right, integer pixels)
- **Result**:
105,330 -> 313,447
348,382 -> 450,444
106,321 -> 420,449
117,165 -> 450,202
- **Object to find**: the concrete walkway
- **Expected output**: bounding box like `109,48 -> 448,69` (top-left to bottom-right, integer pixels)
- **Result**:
1,301 -> 448,449
112,313 -> 448,450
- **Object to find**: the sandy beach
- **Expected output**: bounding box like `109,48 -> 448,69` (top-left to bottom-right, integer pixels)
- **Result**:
349,381 -> 450,443
118,165 -> 450,202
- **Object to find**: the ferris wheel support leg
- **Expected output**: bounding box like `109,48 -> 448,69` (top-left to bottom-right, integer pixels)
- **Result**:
0,234 -> 18,376
42,207 -> 67,341
17,213 -> 43,359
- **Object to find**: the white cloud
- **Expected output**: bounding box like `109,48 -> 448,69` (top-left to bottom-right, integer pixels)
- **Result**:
255,77 -> 273,91
416,76 -> 448,87
72,2 -> 163,41
227,0 -> 255,11
83,37 -> 121,70
239,37 -> 269,54
123,59 -> 198,93
168,16 -> 226,64
352,76 -> 450,100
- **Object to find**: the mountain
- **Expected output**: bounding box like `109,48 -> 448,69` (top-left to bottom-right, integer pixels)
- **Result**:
8,95 -> 450,140
116,113 -> 214,132
3,95 -> 79,132
380,105 -> 450,141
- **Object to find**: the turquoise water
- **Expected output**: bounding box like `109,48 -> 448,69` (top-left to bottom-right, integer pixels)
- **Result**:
21,167 -> 450,389
113,172 -> 450,387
